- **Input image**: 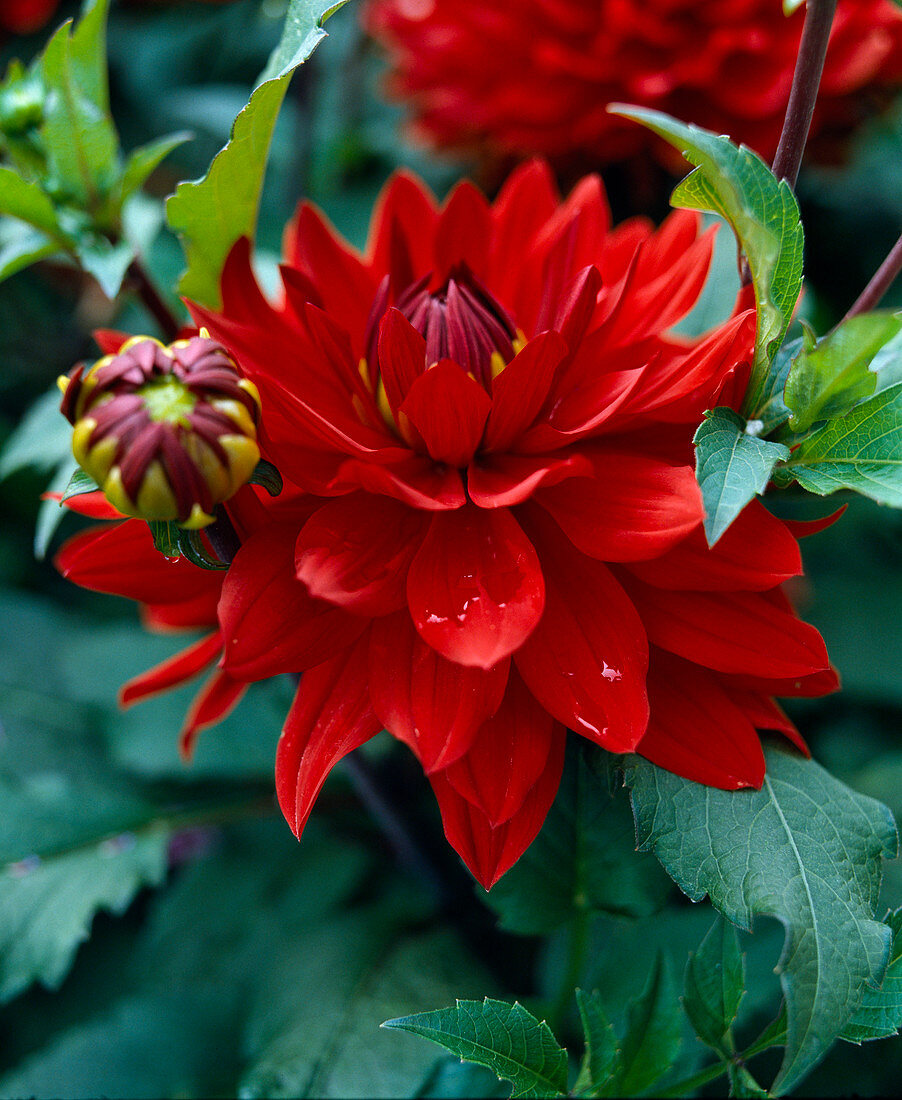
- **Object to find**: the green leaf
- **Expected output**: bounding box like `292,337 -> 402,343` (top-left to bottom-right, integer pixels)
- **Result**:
0,219 -> 58,281
785,312 -> 902,433
382,999 -> 568,1099
0,386 -> 72,482
485,745 -> 669,934
0,166 -> 71,241
40,15 -> 119,208
683,917 -> 745,1054
841,909 -> 902,1043
74,233 -> 134,299
257,0 -> 351,85
573,990 -> 620,1097
0,993 -> 239,1099
728,1064 -> 770,1098
607,107 -> 803,420
117,131 -> 192,206
67,0 -> 111,113
753,335 -> 802,435
788,382 -> 902,506
693,407 -> 790,544
624,745 -> 898,1094
167,1 -> 347,308
611,956 -> 683,1097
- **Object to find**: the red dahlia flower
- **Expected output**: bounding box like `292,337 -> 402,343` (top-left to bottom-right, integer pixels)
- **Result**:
59,164 -> 838,889
364,0 -> 902,167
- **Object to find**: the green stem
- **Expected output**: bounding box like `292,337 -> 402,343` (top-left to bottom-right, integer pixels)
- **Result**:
655,1059 -> 731,1098
550,907 -> 591,1034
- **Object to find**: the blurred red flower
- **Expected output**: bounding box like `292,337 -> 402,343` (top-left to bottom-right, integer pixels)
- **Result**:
59,165 -> 838,888
364,0 -> 902,167
0,0 -> 58,35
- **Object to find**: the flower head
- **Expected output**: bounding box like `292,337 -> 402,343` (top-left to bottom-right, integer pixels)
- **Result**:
364,0 -> 902,167
59,334 -> 262,529
59,165 -> 838,889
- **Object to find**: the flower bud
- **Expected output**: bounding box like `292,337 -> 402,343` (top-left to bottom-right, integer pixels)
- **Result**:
59,335 -> 262,528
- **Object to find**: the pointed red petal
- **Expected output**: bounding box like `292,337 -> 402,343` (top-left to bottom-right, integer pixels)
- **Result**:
143,588 -> 222,632
46,490 -> 122,520
443,669 -> 559,827
369,611 -> 509,772
296,494 -> 428,616
119,631 -> 222,707
275,636 -> 380,837
220,524 -> 367,680
514,508 -> 649,752
378,308 -> 427,416
428,725 -> 566,890
536,450 -> 703,562
368,169 -> 439,286
636,649 -> 766,789
482,331 -> 569,453
781,505 -> 848,539
55,520 -> 218,605
179,670 -> 247,761
723,688 -> 809,755
407,506 -> 545,669
336,453 -> 466,510
400,360 -> 492,467
621,575 -> 833,679
627,501 -> 802,590
434,180 -> 492,282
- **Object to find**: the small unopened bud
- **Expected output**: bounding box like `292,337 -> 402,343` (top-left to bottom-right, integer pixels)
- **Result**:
59,335 -> 262,528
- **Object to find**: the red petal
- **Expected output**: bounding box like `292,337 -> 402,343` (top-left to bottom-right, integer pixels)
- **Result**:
434,180 -> 492,282
725,666 -> 841,698
119,631 -> 222,707
296,494 -> 428,616
179,670 -> 247,760
92,328 -> 130,355
336,453 -> 466,510
275,636 -> 380,837
536,449 -> 702,562
369,611 -> 509,771
55,520 -> 218,605
514,508 -> 649,752
621,575 -> 833,679
724,688 -> 809,755
368,170 -> 439,287
637,649 -> 765,789
378,308 -> 427,416
482,331 -> 569,453
428,726 -> 566,890
219,524 -> 367,680
468,452 -> 592,509
143,588 -> 221,631
407,506 -> 545,669
781,505 -> 848,539
443,669 -> 559,826
45,490 -> 122,520
400,360 -> 492,467
627,500 -> 801,590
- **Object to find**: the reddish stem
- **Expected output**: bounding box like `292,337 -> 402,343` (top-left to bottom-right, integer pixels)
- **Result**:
771,0 -> 838,187
127,258 -> 182,342
843,232 -> 902,320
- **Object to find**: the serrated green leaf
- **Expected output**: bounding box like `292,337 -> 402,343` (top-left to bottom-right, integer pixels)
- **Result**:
624,745 -> 898,1094
785,312 -> 902,433
683,917 -> 745,1053
0,166 -> 71,241
753,335 -> 802,435
611,956 -> 682,1097
841,909 -> 902,1043
117,131 -> 192,206
382,999 -> 568,1099
484,744 -> 669,934
693,407 -> 790,544
573,990 -> 620,1097
607,107 -> 803,421
257,0 -> 351,84
167,1 -> 345,308
787,382 -> 902,506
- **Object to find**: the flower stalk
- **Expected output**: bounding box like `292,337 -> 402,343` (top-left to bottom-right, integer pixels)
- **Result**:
843,230 -> 902,320
771,0 -> 839,187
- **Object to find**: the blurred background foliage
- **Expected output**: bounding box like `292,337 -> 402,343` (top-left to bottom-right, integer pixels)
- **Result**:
1,1 -> 902,1096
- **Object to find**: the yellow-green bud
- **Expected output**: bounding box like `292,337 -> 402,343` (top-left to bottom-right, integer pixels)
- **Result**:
59,334 -> 262,528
